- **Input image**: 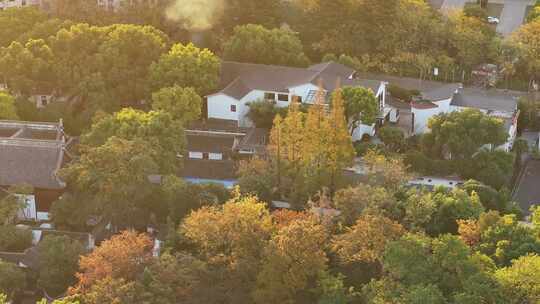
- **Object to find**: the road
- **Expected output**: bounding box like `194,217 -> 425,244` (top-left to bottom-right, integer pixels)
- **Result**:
497,0 -> 532,36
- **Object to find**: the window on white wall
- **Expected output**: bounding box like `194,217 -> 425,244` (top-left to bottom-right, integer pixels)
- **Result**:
278,94 -> 289,102
264,92 -> 276,101
230,105 -> 237,112
189,152 -> 203,159
209,153 -> 223,160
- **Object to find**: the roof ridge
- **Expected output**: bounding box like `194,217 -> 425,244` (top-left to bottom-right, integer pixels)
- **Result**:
222,60 -> 314,72
0,137 -> 64,148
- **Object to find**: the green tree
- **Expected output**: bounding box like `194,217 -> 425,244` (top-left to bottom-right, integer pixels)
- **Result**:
138,252 -> 209,304
0,91 -> 19,120
0,39 -> 55,97
247,100 -> 288,129
316,271 -> 355,304
0,260 -> 25,300
0,184 -> 31,226
405,187 -> 484,236
60,137 -> 159,228
340,86 -> 379,136
81,108 -> 185,173
221,0 -> 283,33
511,19 -> 540,83
446,11 -> 497,71
37,235 -> 85,297
223,24 -> 310,67
0,7 -> 47,47
0,226 -> 32,252
149,42 -> 220,95
527,0 -> 540,23
424,108 -> 507,160
96,24 -> 168,108
379,126 -> 405,152
474,213 -> 540,266
496,254 -> 540,303
151,86 -> 202,123
49,193 -> 95,231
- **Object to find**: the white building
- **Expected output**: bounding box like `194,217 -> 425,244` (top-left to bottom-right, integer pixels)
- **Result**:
207,61 -> 393,141
411,87 -> 521,152
354,72 -> 521,152
97,0 -> 159,11
0,0 -> 40,10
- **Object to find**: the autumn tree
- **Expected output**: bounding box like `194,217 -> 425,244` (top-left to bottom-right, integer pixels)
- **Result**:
73,231 -> 153,293
268,102 -> 307,202
332,214 -> 404,265
332,184 -> 397,226
223,24 -> 310,67
181,194 -> 273,302
326,88 -> 355,192
254,218 -> 328,304
364,150 -> 412,191
80,277 -> 139,304
149,43 -> 220,95
151,85 -> 202,123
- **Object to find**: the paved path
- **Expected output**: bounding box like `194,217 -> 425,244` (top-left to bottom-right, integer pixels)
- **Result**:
441,0 -> 468,10
497,0 -> 533,36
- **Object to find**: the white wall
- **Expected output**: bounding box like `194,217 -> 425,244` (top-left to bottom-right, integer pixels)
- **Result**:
412,106 -> 441,134
288,83 -> 320,103
0,0 -> 41,9
207,93 -> 240,122
351,123 -> 376,141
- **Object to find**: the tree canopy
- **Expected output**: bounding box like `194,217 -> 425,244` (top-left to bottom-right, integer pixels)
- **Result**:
223,24 -> 310,67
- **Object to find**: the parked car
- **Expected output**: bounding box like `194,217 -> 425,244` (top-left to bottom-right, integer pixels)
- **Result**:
487,16 -> 500,24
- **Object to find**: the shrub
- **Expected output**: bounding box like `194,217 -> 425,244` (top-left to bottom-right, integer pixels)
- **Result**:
0,226 -> 33,252
387,84 -> 420,102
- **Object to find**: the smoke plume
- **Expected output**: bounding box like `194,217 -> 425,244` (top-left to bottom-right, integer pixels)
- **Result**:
166,0 -> 225,31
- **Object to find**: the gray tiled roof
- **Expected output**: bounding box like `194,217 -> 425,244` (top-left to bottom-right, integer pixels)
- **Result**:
0,121 -> 65,190
355,72 -> 461,101
186,134 -> 235,153
513,160 -> 540,215
451,88 -> 522,112
216,61 -> 381,100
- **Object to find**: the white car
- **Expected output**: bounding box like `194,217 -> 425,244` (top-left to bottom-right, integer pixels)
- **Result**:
487,16 -> 500,24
